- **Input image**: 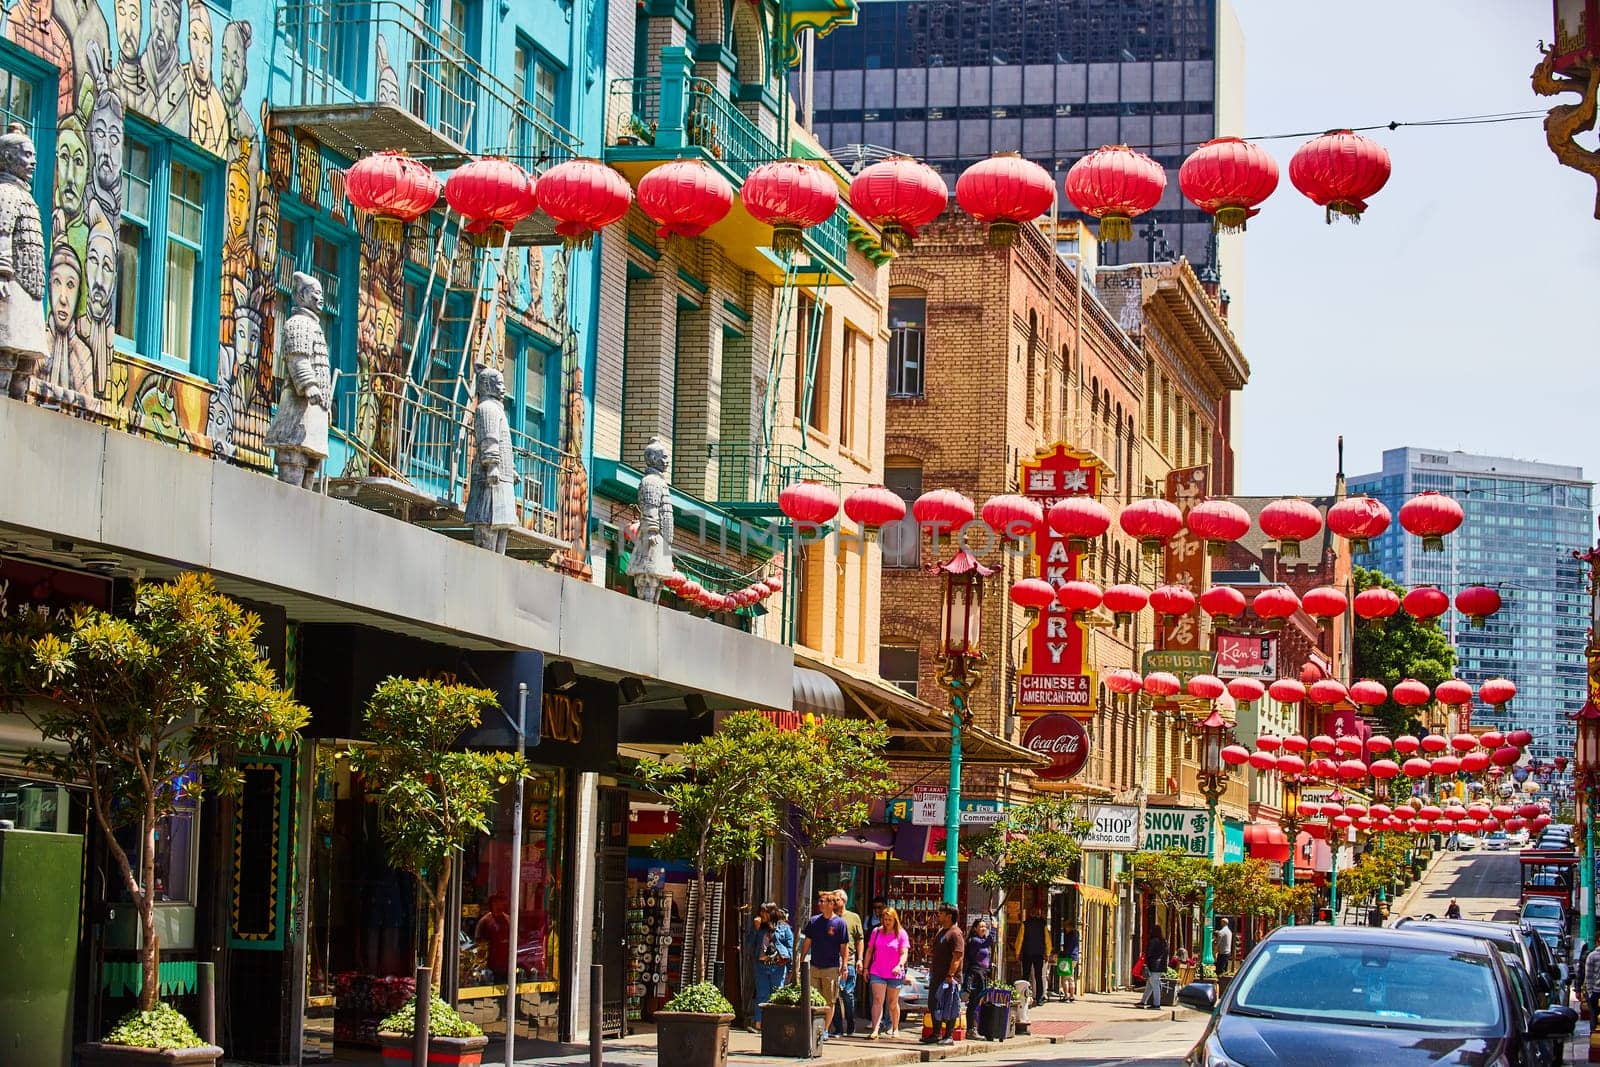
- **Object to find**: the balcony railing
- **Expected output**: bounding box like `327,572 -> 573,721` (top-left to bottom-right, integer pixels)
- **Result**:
274,0 -> 579,168
712,442 -> 840,508
329,372 -> 571,540
1177,758 -> 1249,813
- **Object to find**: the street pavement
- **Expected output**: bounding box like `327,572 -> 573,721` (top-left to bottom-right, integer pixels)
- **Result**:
1392,845 -> 1522,922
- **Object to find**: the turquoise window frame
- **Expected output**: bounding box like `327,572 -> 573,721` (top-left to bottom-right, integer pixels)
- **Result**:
115,118 -> 223,379
274,204 -> 356,381
508,324 -> 558,447
0,40 -> 53,237
512,33 -> 567,167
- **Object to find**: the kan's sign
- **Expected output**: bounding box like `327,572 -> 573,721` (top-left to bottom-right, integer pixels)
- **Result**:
1216,634 -> 1276,679
1141,806 -> 1213,856
1016,444 -> 1100,716
1082,804 -> 1140,851
1022,714 -> 1091,781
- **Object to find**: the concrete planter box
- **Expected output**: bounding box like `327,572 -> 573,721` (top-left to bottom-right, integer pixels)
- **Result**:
758,1003 -> 827,1057
77,1043 -> 225,1067
377,1032 -> 489,1066
655,1011 -> 734,1067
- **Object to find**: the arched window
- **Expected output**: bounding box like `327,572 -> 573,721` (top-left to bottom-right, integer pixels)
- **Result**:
728,0 -> 765,90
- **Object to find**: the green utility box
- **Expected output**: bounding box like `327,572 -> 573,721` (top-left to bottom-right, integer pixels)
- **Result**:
0,828 -> 83,1067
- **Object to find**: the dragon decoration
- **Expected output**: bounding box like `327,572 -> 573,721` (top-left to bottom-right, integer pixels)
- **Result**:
1533,45 -> 1600,219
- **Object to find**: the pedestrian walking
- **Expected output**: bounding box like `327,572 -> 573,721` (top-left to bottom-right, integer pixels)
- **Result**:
863,905 -> 909,1038
1139,925 -> 1169,1010
751,904 -> 792,1030
1584,941 -> 1600,1028
1013,905 -> 1053,1004
963,917 -> 996,1036
830,888 -> 864,1036
1445,898 -> 1462,919
924,904 -> 965,1046
1060,920 -> 1081,1001
799,891 -> 850,1040
1215,919 -> 1233,976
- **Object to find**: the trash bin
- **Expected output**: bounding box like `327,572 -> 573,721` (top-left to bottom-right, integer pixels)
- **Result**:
1012,980 -> 1031,1035
977,988 -> 1012,1041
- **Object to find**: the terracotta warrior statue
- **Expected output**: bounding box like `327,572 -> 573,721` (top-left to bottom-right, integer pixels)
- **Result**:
264,271 -> 330,488
466,366 -> 517,554
628,435 -> 675,604
0,124 -> 47,400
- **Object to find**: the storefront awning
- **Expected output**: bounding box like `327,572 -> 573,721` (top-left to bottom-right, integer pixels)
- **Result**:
1065,881 -> 1117,907
794,655 -> 1047,768
794,667 -> 847,717
1245,823 -> 1291,863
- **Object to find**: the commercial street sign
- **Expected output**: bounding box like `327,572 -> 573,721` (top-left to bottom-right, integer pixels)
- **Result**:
1141,805 -> 1213,857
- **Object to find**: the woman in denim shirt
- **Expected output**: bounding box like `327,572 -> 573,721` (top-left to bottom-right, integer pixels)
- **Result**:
753,903 -> 793,1029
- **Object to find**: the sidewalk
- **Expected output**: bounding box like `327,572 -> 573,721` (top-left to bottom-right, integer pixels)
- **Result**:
497,989 -> 1200,1066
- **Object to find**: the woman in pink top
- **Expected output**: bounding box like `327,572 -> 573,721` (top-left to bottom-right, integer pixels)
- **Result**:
862,906 -> 911,1038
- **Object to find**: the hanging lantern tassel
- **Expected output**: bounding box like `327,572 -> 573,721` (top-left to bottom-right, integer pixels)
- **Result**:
1098,213 -> 1134,244
985,219 -> 1020,247
1212,205 -> 1257,234
769,223 -> 804,257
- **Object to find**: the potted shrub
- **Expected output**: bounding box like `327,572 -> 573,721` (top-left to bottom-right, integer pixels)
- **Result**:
759,983 -> 826,1057
2,574 -> 305,1066
1161,968 -> 1180,1007
656,982 -> 735,1067
376,995 -> 487,1066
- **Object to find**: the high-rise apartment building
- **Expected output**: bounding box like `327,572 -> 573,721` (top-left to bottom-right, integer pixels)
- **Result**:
1351,449 -> 1594,762
808,0 -> 1245,279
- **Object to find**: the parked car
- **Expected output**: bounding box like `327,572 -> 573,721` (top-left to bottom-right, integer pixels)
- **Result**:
1395,917 -> 1570,1009
1522,897 -> 1569,930
1175,925 -> 1573,1067
896,965 -> 929,1030
1509,828 -> 1532,848
1486,831 -> 1510,851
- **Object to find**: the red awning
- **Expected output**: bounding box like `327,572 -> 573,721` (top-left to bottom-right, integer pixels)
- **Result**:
1244,822 -> 1291,863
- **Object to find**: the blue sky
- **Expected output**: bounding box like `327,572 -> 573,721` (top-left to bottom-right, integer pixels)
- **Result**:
1226,1 -> 1600,495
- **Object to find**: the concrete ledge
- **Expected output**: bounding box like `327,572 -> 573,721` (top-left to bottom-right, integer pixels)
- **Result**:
0,400 -> 793,710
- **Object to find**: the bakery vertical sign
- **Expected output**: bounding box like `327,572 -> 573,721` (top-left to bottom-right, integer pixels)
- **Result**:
1016,444 -> 1101,718
1160,465 -> 1210,651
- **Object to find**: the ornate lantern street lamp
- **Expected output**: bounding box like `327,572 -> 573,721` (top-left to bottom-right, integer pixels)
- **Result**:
1192,706 -> 1234,969
938,549 -> 992,902
1574,533 -> 1600,946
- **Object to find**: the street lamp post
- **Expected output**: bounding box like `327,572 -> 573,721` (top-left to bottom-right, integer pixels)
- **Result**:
938,549 -> 992,904
1281,777 -> 1303,925
1573,537 -> 1600,948
1194,707 -> 1232,970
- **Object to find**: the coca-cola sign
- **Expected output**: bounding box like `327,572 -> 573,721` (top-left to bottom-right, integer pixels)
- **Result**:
1022,714 -> 1091,781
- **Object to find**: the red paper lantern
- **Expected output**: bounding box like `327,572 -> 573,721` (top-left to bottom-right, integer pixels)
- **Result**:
1461,751 -> 1490,773
1064,144 -> 1166,243
1102,584 -> 1149,623
1310,680 -> 1348,706
981,494 -> 1044,539
1310,734 -> 1336,754
636,159 -> 734,238
1149,584 -> 1197,617
1325,496 -> 1392,554
778,481 -> 839,525
844,486 -> 907,531
912,489 -> 975,531
1505,816 -> 1526,832
1222,744 -> 1252,766
1531,814 -> 1552,831
1119,498 -> 1184,550
1478,730 -> 1504,750
1402,587 -> 1449,623
534,158 -> 633,246
1454,585 -> 1502,628
1434,679 -> 1473,707
1332,814 -> 1355,829
1248,750 -> 1278,771
1335,734 -> 1364,756
1288,129 -> 1392,223
1227,677 -> 1266,703
1350,679 -> 1388,707
1420,734 -> 1448,753
1143,672 -> 1181,697
1199,585 -> 1247,620
848,157 -> 947,250
1009,578 -> 1056,612
1105,668 -> 1145,695
1506,729 -> 1534,748
1370,759 -> 1400,780
1394,735 -> 1420,755
1056,580 -> 1104,617
445,156 -> 539,234
1185,499 -> 1252,556
1269,679 -> 1307,705
347,151 -> 441,223
1417,804 -> 1443,821
1479,678 -> 1517,707
1044,498 -> 1111,555
1398,491 -> 1465,554
1354,587 -> 1401,620
1432,755 -> 1462,775
1277,753 -> 1306,775
1521,802 -> 1545,819
1367,736 -> 1393,754
954,153 -> 1054,246
1259,498 -> 1323,559
1252,586 -> 1302,622
1393,679 -> 1432,707
1187,674 -> 1226,700
741,160 -> 840,254
1178,137 -> 1279,232
1280,733 -> 1309,753
1301,586 -> 1348,620
1450,733 -> 1478,753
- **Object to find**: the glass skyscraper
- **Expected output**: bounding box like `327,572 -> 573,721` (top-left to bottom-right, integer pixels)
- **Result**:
808,0 -> 1244,273
1350,448 -> 1593,763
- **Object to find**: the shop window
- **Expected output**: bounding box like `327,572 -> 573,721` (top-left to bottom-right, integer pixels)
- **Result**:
880,645 -> 919,696
0,775 -> 70,832
880,462 -> 923,569
888,293 -> 925,398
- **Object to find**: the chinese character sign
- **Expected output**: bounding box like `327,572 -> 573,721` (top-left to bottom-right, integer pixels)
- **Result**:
1216,634 -> 1276,678
1016,444 -> 1100,717
1161,466 -> 1210,651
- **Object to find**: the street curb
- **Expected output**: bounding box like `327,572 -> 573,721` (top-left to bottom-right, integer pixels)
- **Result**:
721,1033 -> 1054,1066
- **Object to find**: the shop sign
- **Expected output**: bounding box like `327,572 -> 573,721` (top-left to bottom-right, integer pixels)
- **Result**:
895,788 -> 1006,827
1081,804 -> 1140,851
1022,714 -> 1091,781
1141,806 -> 1212,856
1216,633 -> 1276,678
1014,444 -> 1101,717
1140,650 -> 1217,684
0,556 -> 112,620
466,652 -> 620,772
1223,820 -> 1245,864
1159,466 -> 1210,651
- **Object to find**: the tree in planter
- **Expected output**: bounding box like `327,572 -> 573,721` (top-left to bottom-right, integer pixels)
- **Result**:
0,573 -> 307,1018
349,678 -> 529,977
768,717 -> 894,960
971,795 -> 1091,974
1353,566 -> 1457,737
636,711 -> 782,983
1129,849 -> 1210,911
1211,859 -> 1282,921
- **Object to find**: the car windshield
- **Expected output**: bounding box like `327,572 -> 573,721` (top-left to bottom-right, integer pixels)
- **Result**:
1230,941 -> 1503,1032
1523,901 -> 1564,920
